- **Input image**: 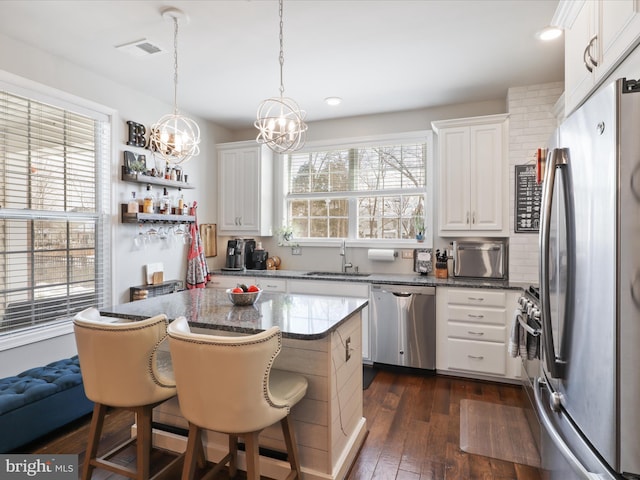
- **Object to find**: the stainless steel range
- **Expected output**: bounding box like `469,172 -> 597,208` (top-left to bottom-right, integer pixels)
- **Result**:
516,286 -> 542,454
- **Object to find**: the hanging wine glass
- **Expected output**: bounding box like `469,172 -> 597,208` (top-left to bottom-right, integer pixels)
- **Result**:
146,226 -> 159,244
132,224 -> 148,250
182,225 -> 192,245
166,226 -> 177,248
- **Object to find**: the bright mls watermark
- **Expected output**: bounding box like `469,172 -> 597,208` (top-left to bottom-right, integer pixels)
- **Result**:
0,455 -> 77,479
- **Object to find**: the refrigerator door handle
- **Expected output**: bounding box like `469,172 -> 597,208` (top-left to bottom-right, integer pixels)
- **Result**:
540,148 -> 569,378
534,377 -> 609,480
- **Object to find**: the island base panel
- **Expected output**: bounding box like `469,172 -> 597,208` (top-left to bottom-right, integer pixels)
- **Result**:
152,311 -> 366,480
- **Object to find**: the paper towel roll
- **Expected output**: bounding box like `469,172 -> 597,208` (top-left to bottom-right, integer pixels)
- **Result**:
367,249 -> 396,262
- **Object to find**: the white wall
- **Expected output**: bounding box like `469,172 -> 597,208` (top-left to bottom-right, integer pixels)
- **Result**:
0,32 -> 233,375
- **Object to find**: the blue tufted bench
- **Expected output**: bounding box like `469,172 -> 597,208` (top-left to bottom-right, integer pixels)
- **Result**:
0,356 -> 94,453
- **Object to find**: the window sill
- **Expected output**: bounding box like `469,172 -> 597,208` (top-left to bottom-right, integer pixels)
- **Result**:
0,319 -> 74,352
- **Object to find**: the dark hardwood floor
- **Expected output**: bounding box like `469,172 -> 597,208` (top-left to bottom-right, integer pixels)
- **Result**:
23,370 -> 542,480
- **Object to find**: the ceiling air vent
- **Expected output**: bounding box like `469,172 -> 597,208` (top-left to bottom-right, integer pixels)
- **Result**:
115,39 -> 165,57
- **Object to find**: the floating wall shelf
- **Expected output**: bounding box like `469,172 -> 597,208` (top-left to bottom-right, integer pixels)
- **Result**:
121,166 -> 195,190
121,204 -> 195,224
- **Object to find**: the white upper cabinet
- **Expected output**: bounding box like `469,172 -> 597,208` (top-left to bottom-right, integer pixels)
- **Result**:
217,141 -> 273,236
561,0 -> 640,115
432,114 -> 509,237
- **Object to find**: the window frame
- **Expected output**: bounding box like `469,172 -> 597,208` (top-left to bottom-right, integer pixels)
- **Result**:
0,72 -> 113,349
277,130 -> 434,248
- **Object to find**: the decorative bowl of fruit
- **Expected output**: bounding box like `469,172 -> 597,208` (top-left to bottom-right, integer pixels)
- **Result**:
226,284 -> 262,306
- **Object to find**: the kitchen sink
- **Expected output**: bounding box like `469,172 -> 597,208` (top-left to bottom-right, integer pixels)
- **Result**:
305,271 -> 370,277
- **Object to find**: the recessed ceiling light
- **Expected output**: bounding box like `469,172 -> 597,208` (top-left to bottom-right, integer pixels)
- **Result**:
324,97 -> 342,106
536,26 -> 563,41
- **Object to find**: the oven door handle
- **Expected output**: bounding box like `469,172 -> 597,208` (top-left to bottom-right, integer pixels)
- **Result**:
518,314 -> 540,336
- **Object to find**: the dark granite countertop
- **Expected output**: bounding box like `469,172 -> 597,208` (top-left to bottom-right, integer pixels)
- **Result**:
100,288 -> 368,340
213,269 -> 528,291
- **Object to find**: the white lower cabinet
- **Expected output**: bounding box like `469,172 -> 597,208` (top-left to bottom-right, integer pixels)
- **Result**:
436,287 -> 520,381
207,275 -> 250,290
255,278 -> 287,292
287,280 -> 371,362
208,275 -> 286,293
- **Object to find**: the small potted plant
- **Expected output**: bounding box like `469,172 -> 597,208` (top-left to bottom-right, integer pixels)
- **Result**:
414,215 -> 425,242
276,225 -> 294,246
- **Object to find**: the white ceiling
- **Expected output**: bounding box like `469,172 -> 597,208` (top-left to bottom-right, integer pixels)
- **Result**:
0,0 -> 564,130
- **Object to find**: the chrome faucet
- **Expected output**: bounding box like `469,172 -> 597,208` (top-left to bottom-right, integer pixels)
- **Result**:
340,240 -> 353,273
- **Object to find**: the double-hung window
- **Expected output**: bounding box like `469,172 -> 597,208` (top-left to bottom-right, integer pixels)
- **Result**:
0,86 -> 111,335
285,132 -> 432,244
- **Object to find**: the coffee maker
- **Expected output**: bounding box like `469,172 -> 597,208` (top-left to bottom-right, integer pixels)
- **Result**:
244,239 -> 256,270
222,239 -> 244,271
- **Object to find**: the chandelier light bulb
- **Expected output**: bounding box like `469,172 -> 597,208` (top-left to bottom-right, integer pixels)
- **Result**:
256,95 -> 307,153
151,112 -> 200,164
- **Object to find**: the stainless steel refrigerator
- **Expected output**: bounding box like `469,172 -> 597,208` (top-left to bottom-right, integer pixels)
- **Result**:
537,77 -> 640,479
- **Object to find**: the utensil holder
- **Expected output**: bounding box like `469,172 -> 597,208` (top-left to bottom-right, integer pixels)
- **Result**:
435,261 -> 448,279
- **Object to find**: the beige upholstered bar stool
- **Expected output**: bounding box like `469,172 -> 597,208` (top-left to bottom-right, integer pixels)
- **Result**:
167,317 -> 308,480
73,307 -> 180,480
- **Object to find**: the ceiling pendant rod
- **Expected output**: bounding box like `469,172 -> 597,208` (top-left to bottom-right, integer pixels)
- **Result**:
278,0 -> 285,98
172,15 -> 179,115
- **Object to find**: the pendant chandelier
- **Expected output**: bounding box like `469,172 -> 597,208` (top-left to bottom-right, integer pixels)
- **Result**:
150,7 -> 200,165
255,0 -> 307,154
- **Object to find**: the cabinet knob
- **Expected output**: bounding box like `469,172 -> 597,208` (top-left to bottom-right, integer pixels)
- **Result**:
466,211 -> 470,224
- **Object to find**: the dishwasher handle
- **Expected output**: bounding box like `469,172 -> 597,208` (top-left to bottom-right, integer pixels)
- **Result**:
372,284 -> 436,296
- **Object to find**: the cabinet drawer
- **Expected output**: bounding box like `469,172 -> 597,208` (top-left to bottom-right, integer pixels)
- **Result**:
446,305 -> 506,325
448,288 -> 506,308
257,278 -> 287,292
447,322 -> 505,342
447,338 -> 506,375
208,276 -> 253,290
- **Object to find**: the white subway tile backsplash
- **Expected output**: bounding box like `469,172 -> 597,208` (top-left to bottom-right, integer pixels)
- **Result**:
507,81 -> 562,284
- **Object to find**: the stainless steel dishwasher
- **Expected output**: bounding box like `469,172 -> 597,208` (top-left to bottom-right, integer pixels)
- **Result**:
370,284 -> 436,370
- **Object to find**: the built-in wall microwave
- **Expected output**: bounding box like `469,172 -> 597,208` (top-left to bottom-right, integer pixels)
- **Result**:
452,239 -> 508,280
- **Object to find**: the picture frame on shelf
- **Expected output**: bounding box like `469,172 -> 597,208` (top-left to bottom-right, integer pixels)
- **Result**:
124,150 -> 148,175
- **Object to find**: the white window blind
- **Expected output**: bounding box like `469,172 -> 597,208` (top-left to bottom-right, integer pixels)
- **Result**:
0,89 -> 111,334
286,140 -> 428,240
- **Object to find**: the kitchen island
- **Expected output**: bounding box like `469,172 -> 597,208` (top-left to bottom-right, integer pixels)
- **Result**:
100,288 -> 368,480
